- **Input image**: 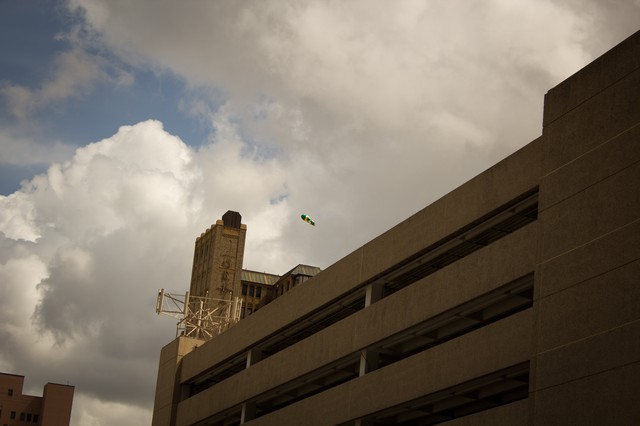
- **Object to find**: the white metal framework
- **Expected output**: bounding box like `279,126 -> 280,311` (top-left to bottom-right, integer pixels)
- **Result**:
156,289 -> 243,340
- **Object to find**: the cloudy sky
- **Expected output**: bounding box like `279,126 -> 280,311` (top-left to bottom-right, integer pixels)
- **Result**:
0,1 -> 638,424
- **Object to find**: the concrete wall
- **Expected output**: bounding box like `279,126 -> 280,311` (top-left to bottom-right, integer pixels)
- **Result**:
152,337 -> 204,426
531,28 -> 640,426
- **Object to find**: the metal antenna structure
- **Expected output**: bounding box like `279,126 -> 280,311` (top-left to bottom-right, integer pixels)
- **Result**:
156,289 -> 243,340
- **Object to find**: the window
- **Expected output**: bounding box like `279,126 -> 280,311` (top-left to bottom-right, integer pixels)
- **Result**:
20,412 -> 25,421
26,413 -> 32,422
256,287 -> 262,298
249,285 -> 255,296
33,414 -> 39,423
7,388 -> 12,396
10,412 -> 15,420
241,284 -> 247,295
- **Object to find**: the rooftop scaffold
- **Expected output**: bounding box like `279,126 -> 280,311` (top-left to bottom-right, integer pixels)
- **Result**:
156,289 -> 243,340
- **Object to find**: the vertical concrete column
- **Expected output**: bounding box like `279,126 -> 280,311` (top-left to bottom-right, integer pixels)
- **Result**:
359,349 -> 379,376
151,336 -> 203,426
365,282 -> 384,307
246,347 -> 263,368
359,282 -> 384,377
241,402 -> 256,424
240,347 -> 263,423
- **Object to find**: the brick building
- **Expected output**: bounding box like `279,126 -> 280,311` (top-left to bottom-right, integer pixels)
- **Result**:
0,373 -> 74,426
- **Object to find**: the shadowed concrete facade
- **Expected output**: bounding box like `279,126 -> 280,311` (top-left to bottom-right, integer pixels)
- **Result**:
152,29 -> 640,425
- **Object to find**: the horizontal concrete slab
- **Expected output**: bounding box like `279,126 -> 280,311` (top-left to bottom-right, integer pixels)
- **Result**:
246,311 -> 532,426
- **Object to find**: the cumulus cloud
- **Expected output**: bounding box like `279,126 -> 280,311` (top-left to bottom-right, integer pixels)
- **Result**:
0,253 -> 48,335
0,119 -> 292,422
71,394 -> 151,426
67,0 -> 595,155
0,130 -> 76,167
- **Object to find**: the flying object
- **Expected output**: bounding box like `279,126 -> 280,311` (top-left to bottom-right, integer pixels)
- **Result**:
301,214 -> 316,226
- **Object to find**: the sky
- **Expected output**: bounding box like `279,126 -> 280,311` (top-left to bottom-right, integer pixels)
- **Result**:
0,1 -> 638,424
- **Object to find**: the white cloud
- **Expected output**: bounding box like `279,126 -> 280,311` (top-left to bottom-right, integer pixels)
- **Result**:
66,0 -> 596,157
0,253 -> 48,330
0,192 -> 41,241
0,119 -> 296,423
0,121 -> 195,414
71,394 -> 152,426
0,130 -> 76,167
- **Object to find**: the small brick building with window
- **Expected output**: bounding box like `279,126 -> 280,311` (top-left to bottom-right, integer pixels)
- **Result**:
0,373 -> 74,426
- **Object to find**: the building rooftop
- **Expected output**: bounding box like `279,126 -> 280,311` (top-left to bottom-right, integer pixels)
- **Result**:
241,269 -> 281,285
284,264 -> 322,277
